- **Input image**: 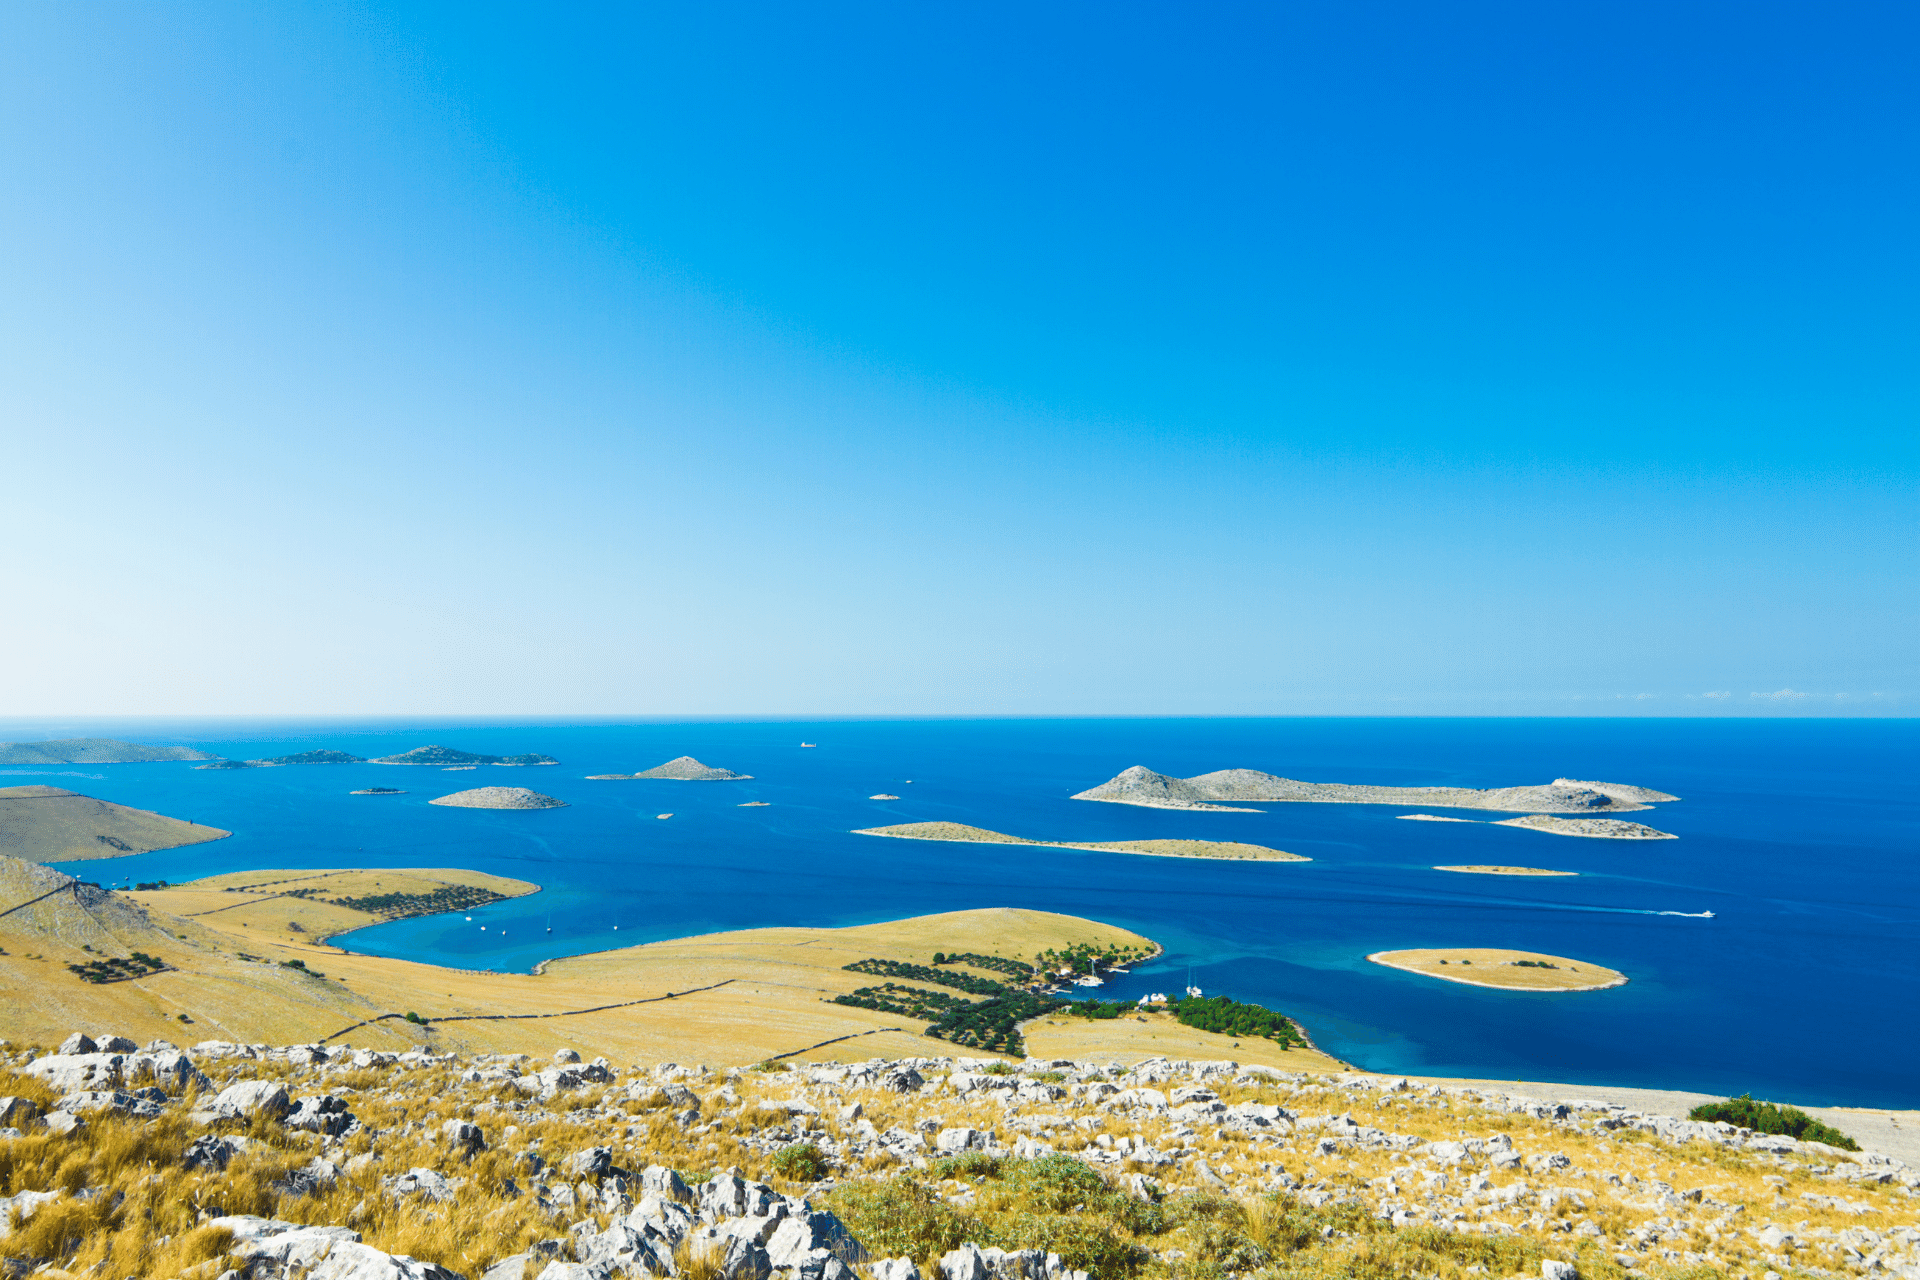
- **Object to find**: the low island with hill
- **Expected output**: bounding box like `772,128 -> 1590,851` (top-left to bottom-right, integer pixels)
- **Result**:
1369,947 -> 1627,991
429,787 -> 567,810
0,737 -> 215,765
0,785 -> 231,863
195,749 -> 368,770
854,820 -> 1309,862
1075,765 -> 1679,814
371,745 -> 559,767
587,755 -> 752,781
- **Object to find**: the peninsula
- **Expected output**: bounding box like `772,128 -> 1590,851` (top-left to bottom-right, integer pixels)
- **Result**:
0,785 -> 231,862
0,737 -> 215,765
854,820 -> 1309,862
1433,865 -> 1578,876
1075,765 -> 1680,814
370,745 -> 559,766
587,755 -> 752,781
1368,948 -> 1628,991
427,787 -> 568,810
194,749 -> 367,770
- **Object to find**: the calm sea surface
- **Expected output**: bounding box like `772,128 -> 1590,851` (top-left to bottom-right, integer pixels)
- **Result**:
14,717 -> 1916,1107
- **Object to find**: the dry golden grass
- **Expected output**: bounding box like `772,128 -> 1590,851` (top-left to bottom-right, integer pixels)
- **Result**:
6,873 -> 1172,1065
0,1049 -> 1911,1280
1367,949 -> 1627,991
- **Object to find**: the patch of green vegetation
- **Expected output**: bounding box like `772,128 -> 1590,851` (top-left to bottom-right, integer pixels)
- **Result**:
844,958 -> 1009,996
66,951 -> 169,984
771,1143 -> 830,1182
1036,942 -> 1150,978
280,958 -> 326,979
925,992 -> 1066,1057
1512,960 -> 1559,969
1167,995 -> 1307,1048
932,952 -> 1035,979
1688,1094 -> 1858,1151
830,983 -> 972,1020
329,884 -> 511,919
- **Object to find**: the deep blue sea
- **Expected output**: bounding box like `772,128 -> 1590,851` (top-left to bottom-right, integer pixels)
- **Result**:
11,717 -> 1916,1108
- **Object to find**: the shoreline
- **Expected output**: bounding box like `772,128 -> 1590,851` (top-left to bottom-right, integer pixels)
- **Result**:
852,825 -> 1308,862
1367,950 -> 1629,992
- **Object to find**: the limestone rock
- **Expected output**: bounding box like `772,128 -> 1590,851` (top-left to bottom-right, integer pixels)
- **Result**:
212,1080 -> 291,1120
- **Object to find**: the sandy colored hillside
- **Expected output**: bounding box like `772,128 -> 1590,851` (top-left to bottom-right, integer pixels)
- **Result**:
0,785 -> 231,863
8,862 -> 1290,1066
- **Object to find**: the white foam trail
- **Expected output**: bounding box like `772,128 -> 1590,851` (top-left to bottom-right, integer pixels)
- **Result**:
1655,910 -> 1715,918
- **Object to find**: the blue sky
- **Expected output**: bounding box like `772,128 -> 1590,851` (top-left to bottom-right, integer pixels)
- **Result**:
4,1 -> 1914,715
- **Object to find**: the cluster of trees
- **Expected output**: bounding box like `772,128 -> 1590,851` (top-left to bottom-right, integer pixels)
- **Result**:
67,951 -> 168,984
1688,1094 -> 1858,1150
1035,941 -> 1150,977
280,957 -> 327,979
1168,995 -> 1307,1047
932,951 -> 1034,979
329,884 -> 511,918
1511,960 -> 1559,970
843,958 -> 1009,996
925,991 -> 1066,1057
1061,999 -> 1133,1020
133,881 -> 171,892
830,982 -> 972,1020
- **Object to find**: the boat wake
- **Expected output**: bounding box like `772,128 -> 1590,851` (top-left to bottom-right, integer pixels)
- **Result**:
1654,910 -> 1715,918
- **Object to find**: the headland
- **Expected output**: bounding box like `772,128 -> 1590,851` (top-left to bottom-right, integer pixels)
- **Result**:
854,821 -> 1309,862
0,785 -> 231,862
0,737 -> 215,764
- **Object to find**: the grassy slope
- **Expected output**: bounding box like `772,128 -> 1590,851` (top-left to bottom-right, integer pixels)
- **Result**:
13,866 -> 1215,1064
855,822 -> 1307,862
0,787 -> 231,862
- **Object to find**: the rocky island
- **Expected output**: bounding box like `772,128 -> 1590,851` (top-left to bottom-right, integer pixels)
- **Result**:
854,821 -> 1309,862
1074,765 -> 1680,814
589,756 -> 753,781
0,785 -> 231,862
194,749 -> 368,770
350,787 -> 406,795
428,787 -> 568,810
1368,948 -> 1628,991
1433,865 -> 1578,876
371,745 -> 560,766
0,737 -> 215,764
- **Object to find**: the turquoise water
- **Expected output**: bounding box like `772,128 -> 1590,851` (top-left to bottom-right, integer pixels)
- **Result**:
16,716 -> 1917,1107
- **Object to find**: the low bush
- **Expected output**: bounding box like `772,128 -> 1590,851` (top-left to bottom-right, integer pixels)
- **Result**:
1688,1094 -> 1859,1150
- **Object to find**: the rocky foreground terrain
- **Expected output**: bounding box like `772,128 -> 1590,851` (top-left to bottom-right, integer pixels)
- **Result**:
0,1035 -> 1913,1280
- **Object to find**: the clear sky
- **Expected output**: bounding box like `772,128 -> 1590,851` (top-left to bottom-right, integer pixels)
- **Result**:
4,2 -> 1914,716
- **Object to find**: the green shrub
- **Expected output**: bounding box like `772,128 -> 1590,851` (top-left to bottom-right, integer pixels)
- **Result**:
1688,1094 -> 1858,1150
825,1177 -> 984,1264
771,1143 -> 830,1182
